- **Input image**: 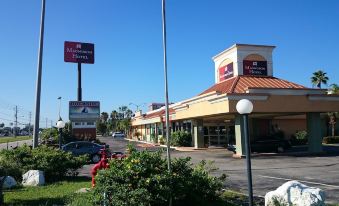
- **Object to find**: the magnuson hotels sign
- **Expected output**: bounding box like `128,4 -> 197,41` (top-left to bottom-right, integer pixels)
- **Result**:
64,41 -> 94,64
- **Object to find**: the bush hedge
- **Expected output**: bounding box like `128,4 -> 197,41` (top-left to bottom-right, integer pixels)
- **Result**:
323,136 -> 339,144
290,130 -> 308,146
0,145 -> 87,182
93,149 -> 225,206
171,131 -> 192,147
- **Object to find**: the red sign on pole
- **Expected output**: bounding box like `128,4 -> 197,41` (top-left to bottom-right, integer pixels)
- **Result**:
64,41 -> 94,64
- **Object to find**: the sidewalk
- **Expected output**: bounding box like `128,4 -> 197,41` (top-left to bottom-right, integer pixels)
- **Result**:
124,138 -> 209,152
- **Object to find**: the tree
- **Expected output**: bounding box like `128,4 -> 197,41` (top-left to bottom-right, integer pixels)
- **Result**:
0,123 -> 4,128
329,83 -> 339,94
329,113 -> 336,137
311,70 -> 329,88
96,121 -> 107,135
100,112 -> 109,123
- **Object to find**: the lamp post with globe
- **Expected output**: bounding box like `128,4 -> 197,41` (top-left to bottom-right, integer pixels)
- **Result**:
56,118 -> 65,149
236,99 -> 254,206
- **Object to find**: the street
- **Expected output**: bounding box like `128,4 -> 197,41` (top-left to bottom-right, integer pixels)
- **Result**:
94,137 -> 339,204
0,139 -> 32,150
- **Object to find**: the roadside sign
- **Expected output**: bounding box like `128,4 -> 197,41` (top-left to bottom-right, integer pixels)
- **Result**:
69,101 -> 100,121
64,41 -> 95,64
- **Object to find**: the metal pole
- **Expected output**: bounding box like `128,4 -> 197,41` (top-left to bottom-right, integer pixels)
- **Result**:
14,106 -> 17,138
78,63 -> 82,101
58,97 -> 62,119
59,128 -> 62,149
33,0 -> 46,148
243,114 -> 253,206
161,0 -> 171,175
161,0 -> 172,205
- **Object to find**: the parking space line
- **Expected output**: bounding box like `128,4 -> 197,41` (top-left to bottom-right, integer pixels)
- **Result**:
258,175 -> 339,189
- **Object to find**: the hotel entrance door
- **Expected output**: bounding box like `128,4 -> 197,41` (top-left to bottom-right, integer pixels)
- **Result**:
203,126 -> 227,147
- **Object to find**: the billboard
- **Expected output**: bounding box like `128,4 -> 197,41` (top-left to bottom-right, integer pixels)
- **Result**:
69,101 -> 100,121
243,60 -> 267,76
64,41 -> 95,64
218,62 -> 234,81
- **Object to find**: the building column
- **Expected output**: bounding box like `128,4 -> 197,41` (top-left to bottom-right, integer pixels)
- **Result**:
154,123 -> 158,143
234,115 -> 246,157
192,119 -> 204,148
307,113 -> 323,153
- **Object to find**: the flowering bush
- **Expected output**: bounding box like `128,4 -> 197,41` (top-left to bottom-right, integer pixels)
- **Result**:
93,149 -> 225,206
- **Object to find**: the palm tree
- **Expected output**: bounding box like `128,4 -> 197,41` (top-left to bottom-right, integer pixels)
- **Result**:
311,70 -> 329,88
329,83 -> 339,94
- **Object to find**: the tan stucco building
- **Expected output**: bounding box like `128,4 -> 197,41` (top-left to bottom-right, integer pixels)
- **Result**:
130,44 -> 339,157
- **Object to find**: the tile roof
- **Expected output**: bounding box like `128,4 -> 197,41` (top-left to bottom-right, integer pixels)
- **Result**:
199,75 -> 307,95
142,108 -> 175,119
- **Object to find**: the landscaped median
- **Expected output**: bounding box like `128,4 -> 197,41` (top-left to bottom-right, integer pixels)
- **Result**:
0,136 -> 31,144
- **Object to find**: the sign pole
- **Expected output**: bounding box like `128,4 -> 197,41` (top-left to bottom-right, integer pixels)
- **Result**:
78,62 -> 82,101
33,0 -> 46,148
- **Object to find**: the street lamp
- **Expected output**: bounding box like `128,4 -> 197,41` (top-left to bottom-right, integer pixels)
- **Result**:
129,103 -> 146,112
57,97 -> 62,119
236,99 -> 254,206
56,118 -> 65,149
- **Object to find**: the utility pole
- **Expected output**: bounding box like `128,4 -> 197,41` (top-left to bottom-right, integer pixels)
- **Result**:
29,112 -> 32,137
46,118 -> 48,129
14,106 -> 18,138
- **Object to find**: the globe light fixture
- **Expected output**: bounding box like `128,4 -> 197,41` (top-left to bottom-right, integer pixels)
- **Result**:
236,99 -> 254,206
56,119 -> 65,129
56,118 -> 65,149
236,99 -> 253,114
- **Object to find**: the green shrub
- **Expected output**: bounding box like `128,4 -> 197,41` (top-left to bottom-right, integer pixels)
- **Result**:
171,131 -> 192,147
0,145 -> 87,182
159,136 -> 166,145
93,149 -> 225,206
290,130 -> 308,145
295,130 -> 307,140
150,133 -> 158,143
323,136 -> 339,144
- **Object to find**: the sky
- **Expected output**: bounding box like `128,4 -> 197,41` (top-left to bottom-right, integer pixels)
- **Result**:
0,0 -> 338,128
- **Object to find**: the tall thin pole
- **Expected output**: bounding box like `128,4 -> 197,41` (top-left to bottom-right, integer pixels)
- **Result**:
14,106 -> 18,138
29,112 -> 32,137
33,0 -> 46,148
243,114 -> 253,206
58,97 -> 62,119
161,0 -> 172,205
78,63 -> 82,101
161,0 -> 171,175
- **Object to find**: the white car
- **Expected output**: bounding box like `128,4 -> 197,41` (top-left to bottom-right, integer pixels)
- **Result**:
112,132 -> 125,138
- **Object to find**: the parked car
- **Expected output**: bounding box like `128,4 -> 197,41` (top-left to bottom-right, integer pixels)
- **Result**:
61,141 -> 109,163
112,132 -> 125,138
251,136 -> 291,153
227,136 -> 291,153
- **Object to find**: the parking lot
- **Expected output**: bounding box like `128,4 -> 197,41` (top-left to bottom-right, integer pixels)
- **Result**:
82,137 -> 339,204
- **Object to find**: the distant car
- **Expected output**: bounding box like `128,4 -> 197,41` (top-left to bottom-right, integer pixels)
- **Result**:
227,136 -> 291,153
61,141 -> 109,163
112,132 -> 125,138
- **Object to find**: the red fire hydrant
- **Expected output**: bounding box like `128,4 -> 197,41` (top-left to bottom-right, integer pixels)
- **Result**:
91,148 -> 109,187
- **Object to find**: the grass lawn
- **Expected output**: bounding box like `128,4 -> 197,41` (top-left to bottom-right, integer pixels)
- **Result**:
3,177 -> 92,206
3,180 -> 338,206
0,136 -> 31,144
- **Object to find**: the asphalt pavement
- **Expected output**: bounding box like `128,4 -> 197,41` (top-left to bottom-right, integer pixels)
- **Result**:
92,136 -> 339,204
